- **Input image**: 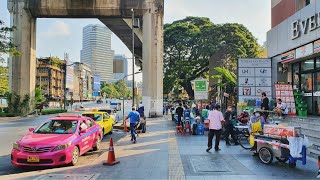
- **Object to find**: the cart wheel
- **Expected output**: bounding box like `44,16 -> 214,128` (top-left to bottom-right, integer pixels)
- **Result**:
276,157 -> 289,163
259,147 -> 273,164
289,162 -> 296,168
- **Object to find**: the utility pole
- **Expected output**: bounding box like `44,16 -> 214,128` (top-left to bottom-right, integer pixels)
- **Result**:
131,8 -> 135,108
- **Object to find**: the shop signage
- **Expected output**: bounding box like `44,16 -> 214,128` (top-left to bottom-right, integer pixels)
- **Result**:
255,87 -> 272,96
238,58 -> 271,68
194,80 -> 207,93
194,79 -> 208,100
291,12 -> 320,40
296,43 -> 313,59
239,87 -> 256,96
281,50 -> 295,63
238,58 -> 272,103
239,77 -> 255,86
255,68 -> 271,77
314,40 -> 320,53
256,77 -> 272,86
238,68 -> 255,77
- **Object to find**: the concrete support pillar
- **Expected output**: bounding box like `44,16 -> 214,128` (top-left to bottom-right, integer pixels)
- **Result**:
142,3 -> 164,118
8,0 -> 36,100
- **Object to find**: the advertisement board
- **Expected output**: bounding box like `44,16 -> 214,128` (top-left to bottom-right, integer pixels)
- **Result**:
274,84 -> 296,115
238,58 -> 272,103
93,75 -> 101,91
194,79 -> 208,100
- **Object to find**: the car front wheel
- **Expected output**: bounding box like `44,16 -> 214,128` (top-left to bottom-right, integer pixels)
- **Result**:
70,146 -> 80,166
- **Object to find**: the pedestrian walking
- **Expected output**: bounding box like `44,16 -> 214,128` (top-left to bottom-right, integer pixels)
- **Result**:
224,106 -> 238,146
124,107 -> 140,144
206,104 -> 225,152
176,103 -> 184,126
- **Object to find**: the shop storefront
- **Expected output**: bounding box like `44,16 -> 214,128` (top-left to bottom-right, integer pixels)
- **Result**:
267,3 -> 320,116
291,56 -> 320,115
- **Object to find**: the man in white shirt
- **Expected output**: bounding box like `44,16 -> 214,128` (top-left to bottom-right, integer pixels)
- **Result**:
206,105 -> 225,152
273,98 -> 288,119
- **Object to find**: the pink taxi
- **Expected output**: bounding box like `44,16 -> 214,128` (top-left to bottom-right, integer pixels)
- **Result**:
11,115 -> 103,167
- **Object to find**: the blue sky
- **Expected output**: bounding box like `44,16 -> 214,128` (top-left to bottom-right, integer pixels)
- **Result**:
0,0 -> 271,80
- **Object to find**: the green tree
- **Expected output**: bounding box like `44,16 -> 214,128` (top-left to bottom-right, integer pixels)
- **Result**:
0,20 -> 20,63
164,17 -> 260,99
101,84 -> 119,99
0,66 -> 8,95
114,79 -> 131,98
35,87 -> 46,105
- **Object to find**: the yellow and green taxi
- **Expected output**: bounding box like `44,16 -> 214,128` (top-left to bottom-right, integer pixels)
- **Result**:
82,110 -> 114,136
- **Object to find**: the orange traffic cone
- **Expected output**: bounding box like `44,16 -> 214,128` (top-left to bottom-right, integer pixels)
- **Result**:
123,120 -> 128,132
317,156 -> 320,178
103,138 -> 120,166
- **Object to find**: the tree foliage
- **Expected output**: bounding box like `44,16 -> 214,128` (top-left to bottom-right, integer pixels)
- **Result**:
101,79 -> 131,99
0,66 -> 8,95
0,20 -> 20,63
164,16 -> 261,99
35,86 -> 46,105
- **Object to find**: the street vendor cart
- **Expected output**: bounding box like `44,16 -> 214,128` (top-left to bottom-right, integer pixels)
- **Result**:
254,124 -> 307,168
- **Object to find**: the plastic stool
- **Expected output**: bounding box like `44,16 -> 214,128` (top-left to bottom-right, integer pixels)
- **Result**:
176,126 -> 184,135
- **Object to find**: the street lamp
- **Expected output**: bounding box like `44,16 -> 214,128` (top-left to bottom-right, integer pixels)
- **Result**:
122,71 -> 142,121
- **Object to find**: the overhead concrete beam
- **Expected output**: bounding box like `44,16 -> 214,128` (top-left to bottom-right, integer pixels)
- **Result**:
28,0 -> 148,18
99,18 -> 143,58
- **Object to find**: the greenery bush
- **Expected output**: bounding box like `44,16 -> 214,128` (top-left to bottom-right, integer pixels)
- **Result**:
0,112 -> 16,117
41,109 -> 67,115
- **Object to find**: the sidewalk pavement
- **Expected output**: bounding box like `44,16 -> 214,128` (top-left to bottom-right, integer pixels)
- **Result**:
2,115 -> 319,180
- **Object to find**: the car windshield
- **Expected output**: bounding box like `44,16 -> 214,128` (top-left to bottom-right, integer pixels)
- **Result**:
34,120 -> 78,134
83,114 -> 102,121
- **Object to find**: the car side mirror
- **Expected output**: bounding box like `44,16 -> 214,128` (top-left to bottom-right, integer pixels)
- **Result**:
29,128 -> 35,132
80,128 -> 87,134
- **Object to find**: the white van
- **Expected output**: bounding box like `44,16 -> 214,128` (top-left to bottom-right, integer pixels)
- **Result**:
110,101 -> 121,111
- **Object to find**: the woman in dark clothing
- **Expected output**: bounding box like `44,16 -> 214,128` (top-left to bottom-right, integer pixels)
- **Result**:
261,92 -> 270,119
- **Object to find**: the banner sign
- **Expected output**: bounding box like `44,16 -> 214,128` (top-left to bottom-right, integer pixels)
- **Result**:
274,84 -> 296,115
93,75 -> 101,91
194,79 -> 208,100
296,43 -> 313,59
314,40 -> 320,53
238,58 -> 272,104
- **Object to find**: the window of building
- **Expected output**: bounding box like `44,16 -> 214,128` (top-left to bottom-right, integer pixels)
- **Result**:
316,58 -> 320,69
301,59 -> 314,72
306,0 -> 310,6
292,63 -> 300,89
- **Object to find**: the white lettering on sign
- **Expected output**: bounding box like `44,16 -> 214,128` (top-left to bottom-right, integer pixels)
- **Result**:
292,12 -> 320,40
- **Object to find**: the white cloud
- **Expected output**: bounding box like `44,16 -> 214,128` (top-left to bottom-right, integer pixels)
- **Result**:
41,21 -> 71,38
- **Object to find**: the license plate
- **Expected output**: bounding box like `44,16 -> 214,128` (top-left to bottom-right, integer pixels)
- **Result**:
27,156 -> 39,162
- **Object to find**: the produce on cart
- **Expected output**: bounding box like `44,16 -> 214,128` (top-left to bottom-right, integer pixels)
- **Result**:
254,124 -> 310,168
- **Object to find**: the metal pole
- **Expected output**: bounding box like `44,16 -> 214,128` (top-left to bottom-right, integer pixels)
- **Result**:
131,8 -> 135,108
63,63 -> 67,110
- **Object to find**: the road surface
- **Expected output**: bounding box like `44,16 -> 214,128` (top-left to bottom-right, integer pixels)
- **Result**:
0,101 -> 133,176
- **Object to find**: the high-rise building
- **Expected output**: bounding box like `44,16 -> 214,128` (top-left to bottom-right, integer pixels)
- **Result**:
113,55 -> 128,81
80,24 -> 114,82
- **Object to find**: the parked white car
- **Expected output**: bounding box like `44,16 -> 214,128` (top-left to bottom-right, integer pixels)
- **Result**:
98,108 -> 120,123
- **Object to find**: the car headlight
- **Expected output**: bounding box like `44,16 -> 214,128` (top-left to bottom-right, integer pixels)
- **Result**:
13,142 -> 20,151
53,142 -> 71,151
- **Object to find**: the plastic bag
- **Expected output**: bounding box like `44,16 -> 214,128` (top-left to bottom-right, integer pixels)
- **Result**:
303,135 -> 312,148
